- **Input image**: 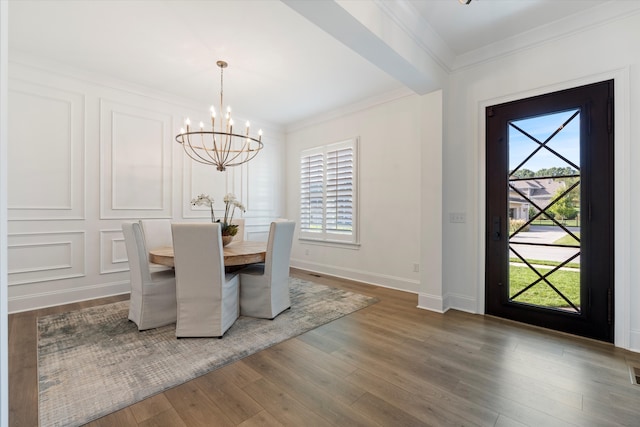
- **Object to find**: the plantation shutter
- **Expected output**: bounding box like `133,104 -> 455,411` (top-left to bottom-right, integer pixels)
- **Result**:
326,146 -> 353,235
300,150 -> 324,234
299,138 -> 358,244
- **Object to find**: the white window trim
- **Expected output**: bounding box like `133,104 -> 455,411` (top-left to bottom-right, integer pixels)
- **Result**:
299,137 -> 359,247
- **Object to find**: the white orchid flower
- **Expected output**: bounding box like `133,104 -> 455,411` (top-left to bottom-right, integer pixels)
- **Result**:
191,194 -> 214,207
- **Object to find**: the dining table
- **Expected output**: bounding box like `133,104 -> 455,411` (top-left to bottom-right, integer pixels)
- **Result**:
149,240 -> 267,268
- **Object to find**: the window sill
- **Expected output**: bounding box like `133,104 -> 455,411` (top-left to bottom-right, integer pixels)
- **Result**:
298,237 -> 361,250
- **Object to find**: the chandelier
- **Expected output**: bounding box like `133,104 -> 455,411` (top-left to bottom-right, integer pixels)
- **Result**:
175,60 -> 263,171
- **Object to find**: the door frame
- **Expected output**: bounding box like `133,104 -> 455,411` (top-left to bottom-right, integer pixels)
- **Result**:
475,69 -> 630,348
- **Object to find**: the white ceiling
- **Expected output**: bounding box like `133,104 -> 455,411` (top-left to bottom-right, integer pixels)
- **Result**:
407,0 -> 607,56
7,0 -> 634,129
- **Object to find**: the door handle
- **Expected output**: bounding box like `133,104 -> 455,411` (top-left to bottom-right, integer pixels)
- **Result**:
492,216 -> 501,241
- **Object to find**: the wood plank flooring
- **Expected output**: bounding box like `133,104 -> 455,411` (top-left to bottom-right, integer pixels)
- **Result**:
9,269 -> 640,426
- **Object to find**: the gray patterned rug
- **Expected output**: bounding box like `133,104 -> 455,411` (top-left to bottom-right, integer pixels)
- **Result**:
37,277 -> 377,427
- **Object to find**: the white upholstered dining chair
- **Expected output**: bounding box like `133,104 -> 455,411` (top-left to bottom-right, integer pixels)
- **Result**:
171,223 -> 240,338
239,220 -> 296,319
139,219 -> 173,272
230,218 -> 245,243
122,221 -> 177,331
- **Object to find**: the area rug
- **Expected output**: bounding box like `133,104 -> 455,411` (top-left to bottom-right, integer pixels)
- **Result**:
37,277 -> 377,427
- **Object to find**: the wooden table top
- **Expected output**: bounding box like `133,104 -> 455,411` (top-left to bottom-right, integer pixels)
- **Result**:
149,241 -> 267,268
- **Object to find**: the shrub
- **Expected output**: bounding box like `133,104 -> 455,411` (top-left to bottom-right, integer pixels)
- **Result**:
509,218 -> 530,233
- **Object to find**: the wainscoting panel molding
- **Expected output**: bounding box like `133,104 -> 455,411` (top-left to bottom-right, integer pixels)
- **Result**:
7,231 -> 85,286
6,60 -> 285,313
245,140 -> 278,214
181,138 -> 280,220
100,99 -> 172,219
7,80 -> 85,220
100,229 -> 128,274
246,228 -> 270,242
182,156 -> 231,220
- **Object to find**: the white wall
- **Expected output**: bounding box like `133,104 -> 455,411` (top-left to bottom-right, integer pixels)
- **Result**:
6,57 -> 285,312
286,92 -> 443,296
418,90 -> 444,311
0,1 -> 9,424
444,12 -> 640,350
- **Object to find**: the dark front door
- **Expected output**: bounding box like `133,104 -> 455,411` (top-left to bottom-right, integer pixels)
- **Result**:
485,80 -> 614,342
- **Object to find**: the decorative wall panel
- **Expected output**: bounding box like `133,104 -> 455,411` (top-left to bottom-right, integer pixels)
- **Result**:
181,141 -> 278,220
6,61 -> 284,312
100,229 -> 129,274
245,144 -> 276,214
8,231 -> 85,285
246,228 -> 270,242
100,99 -> 172,218
182,155 -> 231,219
8,80 -> 85,220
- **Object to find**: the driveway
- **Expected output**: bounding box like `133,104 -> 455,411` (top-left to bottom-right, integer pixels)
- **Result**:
509,225 -> 580,263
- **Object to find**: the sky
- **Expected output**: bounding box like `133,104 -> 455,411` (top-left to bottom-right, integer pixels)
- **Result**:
508,108 -> 580,173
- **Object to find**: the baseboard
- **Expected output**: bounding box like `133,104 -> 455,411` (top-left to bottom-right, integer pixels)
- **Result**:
8,280 -> 130,313
290,259 -> 420,294
629,329 -> 640,353
417,292 -> 447,313
444,292 -> 478,314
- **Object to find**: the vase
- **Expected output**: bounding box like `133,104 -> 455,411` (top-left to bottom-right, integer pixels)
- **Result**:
222,235 -> 233,247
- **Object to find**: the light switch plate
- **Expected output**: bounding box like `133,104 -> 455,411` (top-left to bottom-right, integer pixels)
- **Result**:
449,212 -> 466,223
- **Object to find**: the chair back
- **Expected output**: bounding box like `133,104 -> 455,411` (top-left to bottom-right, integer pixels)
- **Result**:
171,222 -> 239,337
122,222 -> 152,286
171,223 -> 225,300
140,219 -> 172,249
123,221 -> 177,330
230,218 -> 245,242
264,221 -> 296,284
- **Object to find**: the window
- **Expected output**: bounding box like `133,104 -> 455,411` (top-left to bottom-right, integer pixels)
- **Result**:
300,138 -> 358,244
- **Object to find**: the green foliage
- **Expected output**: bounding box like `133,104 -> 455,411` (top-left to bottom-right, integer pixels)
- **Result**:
530,218 -> 583,227
220,222 -> 238,236
511,168 -> 535,179
511,166 -> 578,179
549,181 -> 579,221
534,166 -> 577,177
509,219 -> 530,233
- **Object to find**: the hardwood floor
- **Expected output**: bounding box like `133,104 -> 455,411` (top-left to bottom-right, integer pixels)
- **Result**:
10,269 -> 640,426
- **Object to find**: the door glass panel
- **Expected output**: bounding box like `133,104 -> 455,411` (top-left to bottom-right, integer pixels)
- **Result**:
508,109 -> 581,313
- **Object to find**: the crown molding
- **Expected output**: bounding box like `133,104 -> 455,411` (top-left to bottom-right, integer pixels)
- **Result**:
453,0 -> 640,71
377,0 -> 640,73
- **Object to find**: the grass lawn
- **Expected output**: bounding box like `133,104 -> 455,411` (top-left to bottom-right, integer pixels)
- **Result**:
509,264 -> 580,309
553,232 -> 580,246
